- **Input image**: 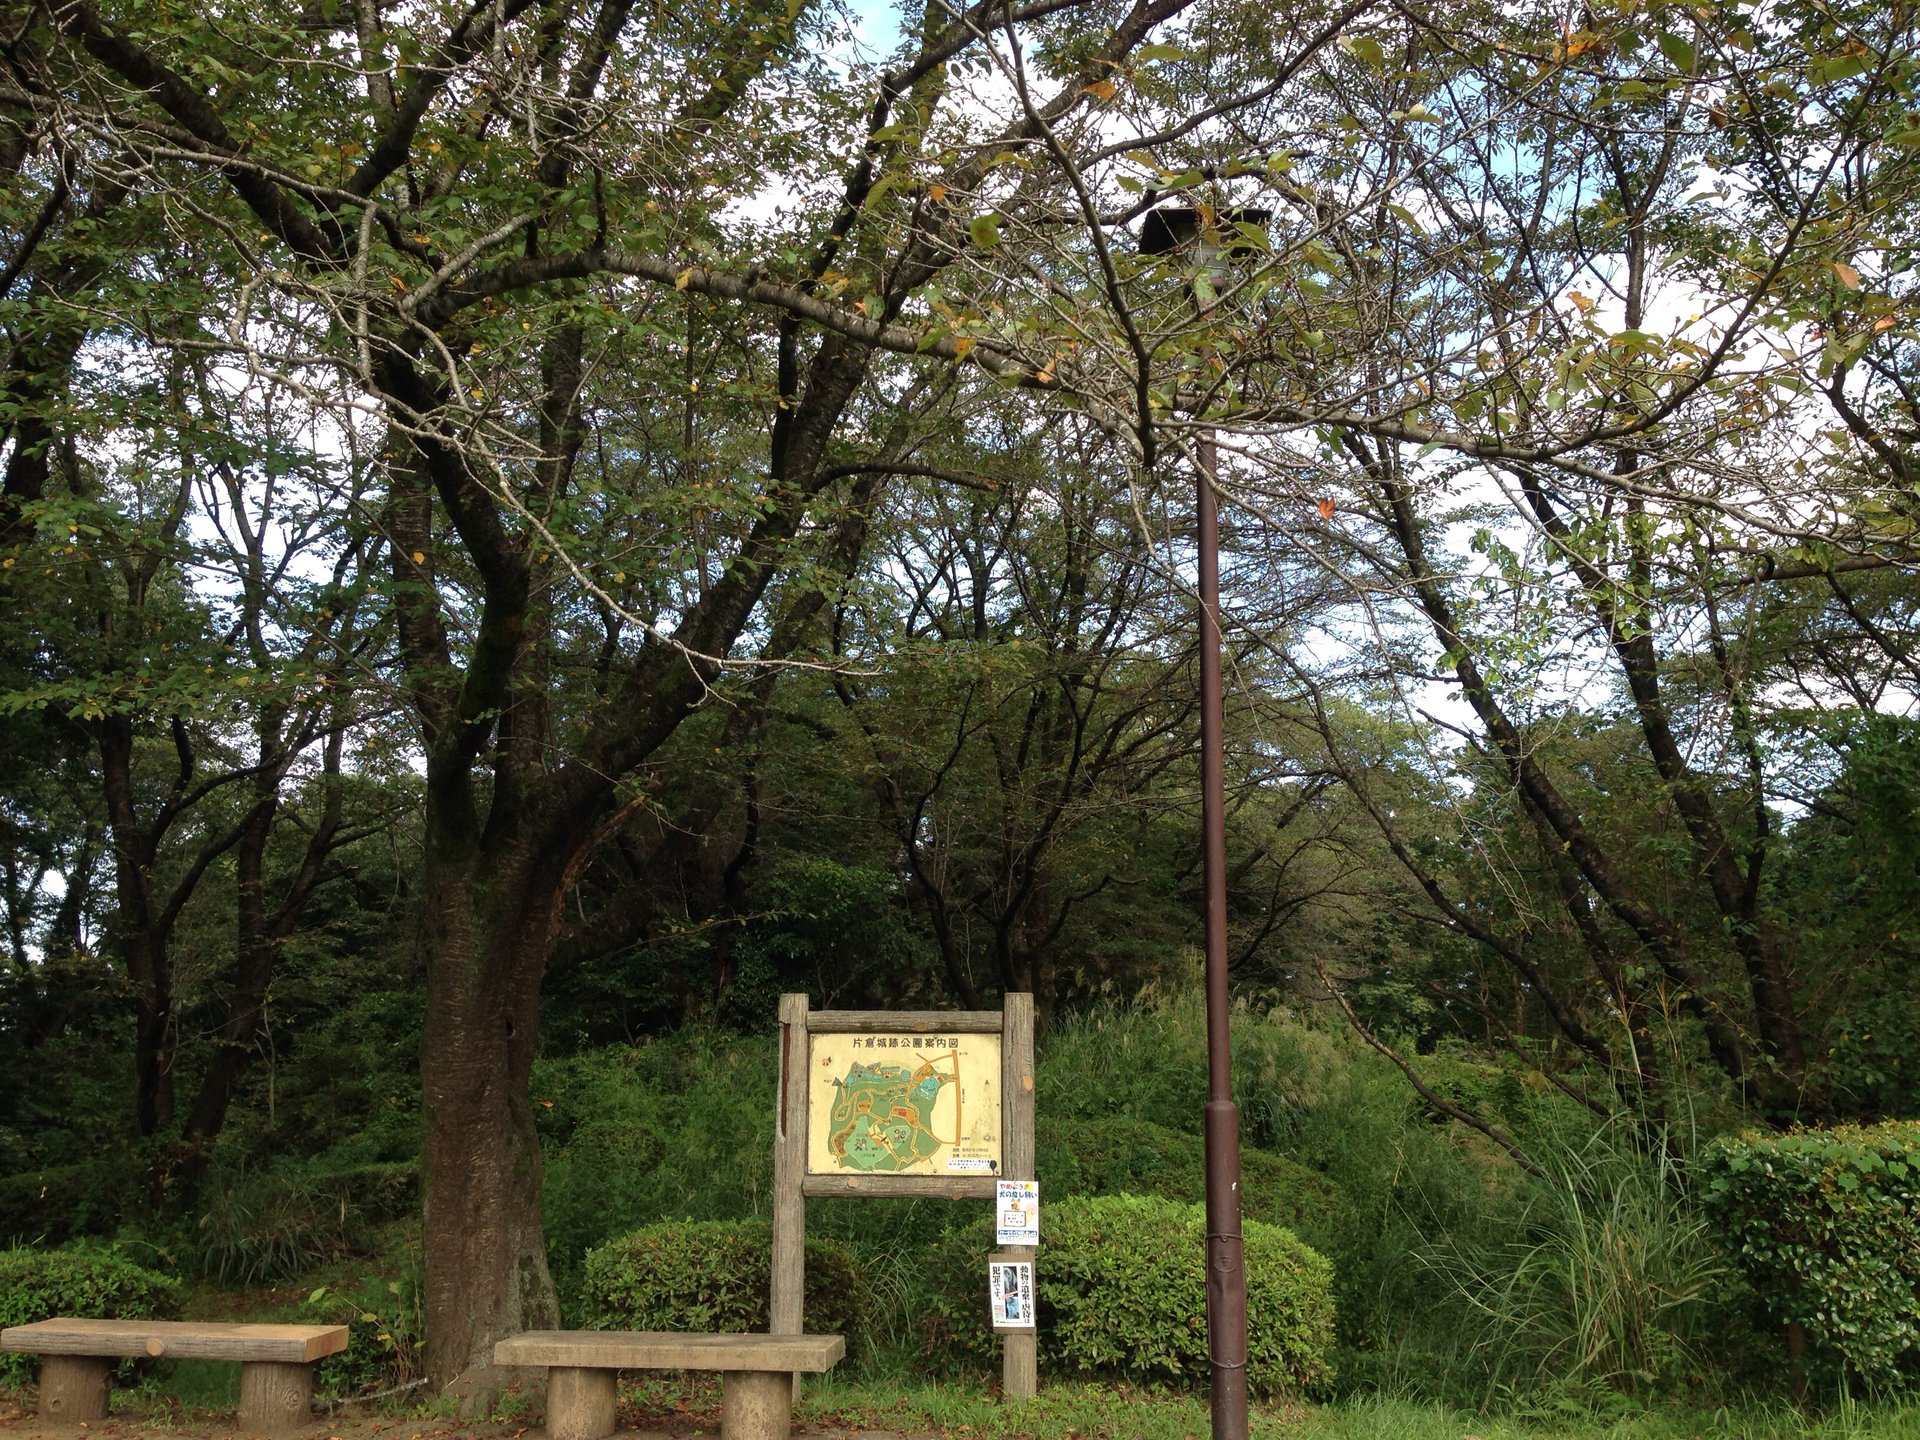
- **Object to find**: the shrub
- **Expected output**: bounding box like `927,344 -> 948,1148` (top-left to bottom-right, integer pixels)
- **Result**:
1037,1115 -> 1338,1239
536,1037 -> 777,1303
0,1161 -> 129,1247
925,1194 -> 1335,1395
1038,998 -> 1529,1388
0,1245 -> 180,1386
1700,1120 -> 1920,1390
303,1272 -> 424,1399
580,1220 -> 865,1352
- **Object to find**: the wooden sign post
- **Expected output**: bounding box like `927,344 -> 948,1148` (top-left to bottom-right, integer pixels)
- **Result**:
771,994 -> 1037,1400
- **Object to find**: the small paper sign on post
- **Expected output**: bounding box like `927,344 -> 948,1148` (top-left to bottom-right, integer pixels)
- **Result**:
996,1179 -> 1039,1246
988,1257 -> 1035,1331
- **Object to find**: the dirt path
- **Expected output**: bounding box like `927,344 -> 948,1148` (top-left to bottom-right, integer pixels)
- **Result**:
0,1398 -> 926,1440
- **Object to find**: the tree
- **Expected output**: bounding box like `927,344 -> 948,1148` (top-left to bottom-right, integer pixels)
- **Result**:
9,0 -> 1256,1391
883,0 -> 1920,1123
1158,0 -> 1920,1123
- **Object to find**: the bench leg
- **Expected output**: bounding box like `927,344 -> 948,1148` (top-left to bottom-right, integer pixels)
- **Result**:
239,1359 -> 314,1435
546,1366 -> 615,1440
722,1370 -> 792,1440
39,1354 -> 111,1423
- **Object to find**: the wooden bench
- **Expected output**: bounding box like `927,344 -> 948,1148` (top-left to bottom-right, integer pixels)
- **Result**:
0,1317 -> 348,1434
493,1331 -> 843,1440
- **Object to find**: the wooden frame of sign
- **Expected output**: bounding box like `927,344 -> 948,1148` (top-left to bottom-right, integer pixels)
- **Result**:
772,994 -> 1036,1400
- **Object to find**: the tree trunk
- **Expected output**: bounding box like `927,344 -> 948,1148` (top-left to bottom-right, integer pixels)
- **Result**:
179,725 -> 350,1178
419,834 -> 562,1402
100,715 -> 173,1134
177,795 -> 277,1168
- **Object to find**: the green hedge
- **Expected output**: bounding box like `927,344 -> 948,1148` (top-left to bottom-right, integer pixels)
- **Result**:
0,1246 -> 181,1386
580,1220 -> 865,1350
1700,1121 -> 1920,1389
925,1194 -> 1335,1395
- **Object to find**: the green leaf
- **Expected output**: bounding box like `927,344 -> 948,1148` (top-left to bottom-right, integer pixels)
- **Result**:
1657,30 -> 1695,72
1386,202 -> 1426,234
1338,34 -> 1385,68
1811,53 -> 1868,85
1233,219 -> 1272,250
968,214 -> 1000,249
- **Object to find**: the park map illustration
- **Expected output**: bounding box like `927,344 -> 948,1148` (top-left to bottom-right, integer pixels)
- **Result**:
805,1032 -> 1002,1175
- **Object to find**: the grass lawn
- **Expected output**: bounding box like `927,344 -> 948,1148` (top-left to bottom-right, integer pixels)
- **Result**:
7,1373 -> 1918,1439
783,1379 -> 1920,1440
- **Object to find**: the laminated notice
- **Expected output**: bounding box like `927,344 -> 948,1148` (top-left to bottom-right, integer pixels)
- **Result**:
988,1259 -> 1035,1330
996,1179 -> 1039,1245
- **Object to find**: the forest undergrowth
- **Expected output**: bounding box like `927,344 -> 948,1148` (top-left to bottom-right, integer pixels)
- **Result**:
5,999 -> 1912,1435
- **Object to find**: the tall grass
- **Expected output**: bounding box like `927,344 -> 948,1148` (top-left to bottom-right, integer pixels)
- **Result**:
534,1031 -> 777,1309
1418,1120 -> 1732,1401
1040,995 -> 1539,1394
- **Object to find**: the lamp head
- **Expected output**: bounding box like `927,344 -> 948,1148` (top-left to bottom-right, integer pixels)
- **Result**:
1137,205 -> 1271,261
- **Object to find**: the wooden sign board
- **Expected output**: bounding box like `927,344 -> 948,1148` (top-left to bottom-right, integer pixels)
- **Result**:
805,1029 -> 1002,1180
771,996 -> 1036,1399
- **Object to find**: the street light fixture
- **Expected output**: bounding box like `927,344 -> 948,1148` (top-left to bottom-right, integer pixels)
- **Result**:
1138,204 -> 1272,270
1139,201 -> 1267,1440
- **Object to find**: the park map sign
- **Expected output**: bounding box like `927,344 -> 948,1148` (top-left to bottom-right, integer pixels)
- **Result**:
806,1032 -> 1002,1176
772,996 -> 1037,1400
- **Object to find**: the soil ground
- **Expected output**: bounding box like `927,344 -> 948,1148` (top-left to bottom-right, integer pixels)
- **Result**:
0,1395 -> 928,1440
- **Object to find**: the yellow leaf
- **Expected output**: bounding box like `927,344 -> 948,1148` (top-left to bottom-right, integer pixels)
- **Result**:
1084,79 -> 1117,101
675,269 -> 694,290
1568,289 -> 1594,314
411,551 -> 425,564
1831,260 -> 1862,289
952,335 -> 975,360
929,184 -> 948,202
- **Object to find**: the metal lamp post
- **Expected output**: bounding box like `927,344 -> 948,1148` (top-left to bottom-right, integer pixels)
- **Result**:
1139,203 -> 1268,1440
